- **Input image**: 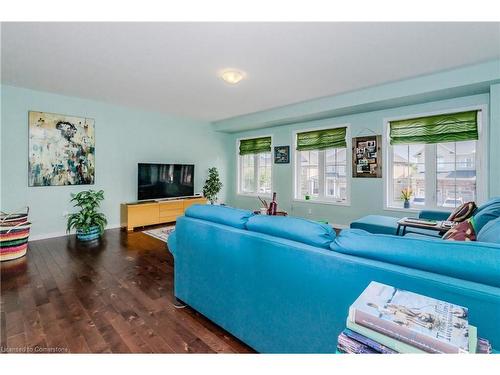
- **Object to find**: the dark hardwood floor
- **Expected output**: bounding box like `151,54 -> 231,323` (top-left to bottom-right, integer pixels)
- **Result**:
0,228 -> 254,354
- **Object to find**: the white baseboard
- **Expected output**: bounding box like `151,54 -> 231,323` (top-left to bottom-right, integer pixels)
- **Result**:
28,221 -> 348,241
29,223 -> 121,242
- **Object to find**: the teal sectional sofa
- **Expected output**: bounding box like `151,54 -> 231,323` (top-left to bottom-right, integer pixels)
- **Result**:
168,204 -> 500,353
351,197 -> 500,238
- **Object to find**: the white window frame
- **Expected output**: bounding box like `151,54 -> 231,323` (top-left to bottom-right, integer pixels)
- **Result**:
236,135 -> 273,198
383,105 -> 488,212
292,123 -> 351,206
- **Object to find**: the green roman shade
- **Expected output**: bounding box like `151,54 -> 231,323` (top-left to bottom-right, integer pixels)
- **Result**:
296,127 -> 347,151
239,136 -> 272,155
389,110 -> 479,145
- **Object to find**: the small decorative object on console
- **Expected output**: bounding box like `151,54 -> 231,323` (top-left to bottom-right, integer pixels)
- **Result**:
268,192 -> 278,215
255,193 -> 286,216
257,196 -> 269,214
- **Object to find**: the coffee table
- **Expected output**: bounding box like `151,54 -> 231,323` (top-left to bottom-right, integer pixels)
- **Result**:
396,217 -> 455,236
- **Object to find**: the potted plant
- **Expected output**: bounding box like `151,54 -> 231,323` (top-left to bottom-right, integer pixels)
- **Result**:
401,187 -> 413,209
66,189 -> 107,241
203,167 -> 223,204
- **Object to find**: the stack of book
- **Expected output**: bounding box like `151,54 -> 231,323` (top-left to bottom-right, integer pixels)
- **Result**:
337,281 -> 492,354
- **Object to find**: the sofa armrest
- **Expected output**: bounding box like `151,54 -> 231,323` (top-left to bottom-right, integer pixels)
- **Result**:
418,209 -> 449,221
167,230 -> 177,256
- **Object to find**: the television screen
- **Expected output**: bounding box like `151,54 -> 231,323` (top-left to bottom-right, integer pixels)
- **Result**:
138,163 -> 194,200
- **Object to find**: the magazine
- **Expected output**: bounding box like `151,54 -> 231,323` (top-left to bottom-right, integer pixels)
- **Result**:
337,332 -> 379,354
349,282 -> 469,353
477,338 -> 492,354
346,320 -> 477,354
346,319 -> 426,353
342,328 -> 397,354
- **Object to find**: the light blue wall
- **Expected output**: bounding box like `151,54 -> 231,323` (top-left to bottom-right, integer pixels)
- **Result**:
224,94 -> 492,226
490,83 -> 500,197
2,61 -> 499,237
0,85 -> 229,239
220,61 -> 500,225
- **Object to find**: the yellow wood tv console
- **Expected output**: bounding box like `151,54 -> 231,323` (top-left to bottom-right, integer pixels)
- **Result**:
120,197 -> 207,231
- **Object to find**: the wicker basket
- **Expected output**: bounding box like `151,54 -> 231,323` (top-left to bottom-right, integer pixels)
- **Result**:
1,207 -> 31,262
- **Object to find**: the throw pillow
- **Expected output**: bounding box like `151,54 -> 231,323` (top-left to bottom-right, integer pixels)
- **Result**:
447,201 -> 477,222
442,219 -> 476,241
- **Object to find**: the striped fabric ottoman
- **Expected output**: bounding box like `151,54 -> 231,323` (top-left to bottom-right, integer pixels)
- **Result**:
1,210 -> 31,262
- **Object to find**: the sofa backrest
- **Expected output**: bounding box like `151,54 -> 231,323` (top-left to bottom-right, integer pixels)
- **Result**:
184,204 -> 254,229
330,229 -> 500,288
246,215 -> 336,249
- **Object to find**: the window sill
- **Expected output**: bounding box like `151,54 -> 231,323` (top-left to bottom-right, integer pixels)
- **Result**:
383,206 -> 422,214
236,192 -> 272,199
384,206 -> 453,214
292,198 -> 351,207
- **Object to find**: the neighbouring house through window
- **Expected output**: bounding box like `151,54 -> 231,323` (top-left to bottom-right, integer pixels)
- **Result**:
294,125 -> 350,204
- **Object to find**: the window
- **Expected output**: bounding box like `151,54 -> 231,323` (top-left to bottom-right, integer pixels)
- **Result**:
386,109 -> 484,210
237,136 -> 272,196
298,150 -> 319,198
390,144 -> 426,208
294,125 -> 350,204
436,140 -> 477,207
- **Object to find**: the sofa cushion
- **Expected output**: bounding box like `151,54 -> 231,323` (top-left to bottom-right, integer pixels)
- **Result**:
184,204 -> 254,229
350,215 -> 399,235
473,197 -> 500,232
246,215 -> 336,249
447,201 -> 477,222
477,217 -> 500,244
330,229 -> 500,288
442,219 -> 476,241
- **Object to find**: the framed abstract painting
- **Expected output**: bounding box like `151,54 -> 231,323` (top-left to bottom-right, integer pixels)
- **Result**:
28,111 -> 95,186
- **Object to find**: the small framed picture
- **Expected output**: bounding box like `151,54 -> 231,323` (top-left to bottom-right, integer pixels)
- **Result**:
274,145 -> 290,164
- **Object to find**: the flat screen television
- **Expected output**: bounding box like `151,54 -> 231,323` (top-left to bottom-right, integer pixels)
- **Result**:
138,163 -> 195,201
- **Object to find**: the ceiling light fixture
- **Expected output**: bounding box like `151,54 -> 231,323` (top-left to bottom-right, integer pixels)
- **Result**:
220,69 -> 246,85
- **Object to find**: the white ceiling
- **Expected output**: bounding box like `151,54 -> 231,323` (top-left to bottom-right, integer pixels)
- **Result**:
1,22 -> 500,122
